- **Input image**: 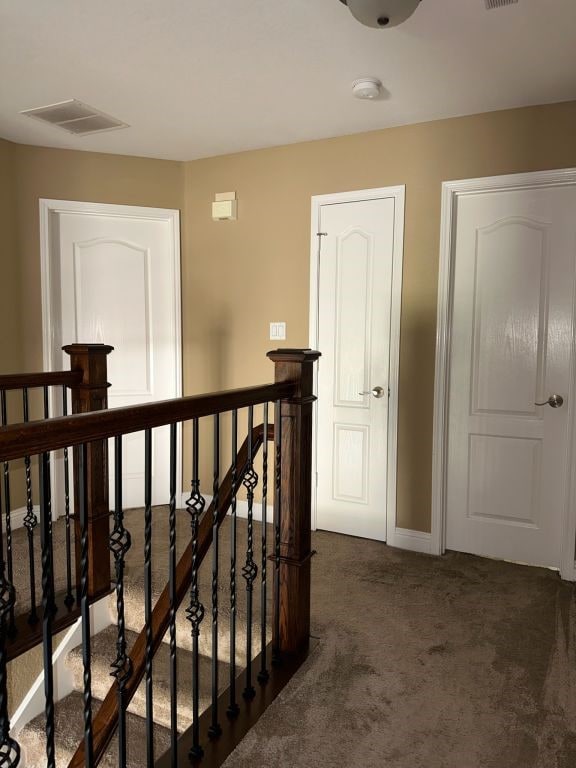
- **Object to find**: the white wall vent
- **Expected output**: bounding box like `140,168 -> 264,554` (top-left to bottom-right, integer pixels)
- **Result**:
485,0 -> 518,8
20,99 -> 128,136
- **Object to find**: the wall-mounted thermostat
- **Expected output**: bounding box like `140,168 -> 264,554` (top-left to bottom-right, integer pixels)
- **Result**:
212,191 -> 237,221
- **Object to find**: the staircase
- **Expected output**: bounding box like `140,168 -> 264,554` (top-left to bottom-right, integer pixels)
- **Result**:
18,510 -> 271,766
0,346 -> 319,767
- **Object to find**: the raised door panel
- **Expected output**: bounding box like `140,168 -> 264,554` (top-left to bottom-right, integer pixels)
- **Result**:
74,239 -> 152,397
471,218 -> 548,417
334,229 -> 373,408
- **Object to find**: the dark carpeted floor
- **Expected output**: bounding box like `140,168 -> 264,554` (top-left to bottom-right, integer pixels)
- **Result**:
9,511 -> 576,766
223,532 -> 576,768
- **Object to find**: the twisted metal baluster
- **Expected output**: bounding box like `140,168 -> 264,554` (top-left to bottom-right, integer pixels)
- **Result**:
186,418 -> 205,760
39,452 -> 55,768
273,400 -> 282,665
78,445 -> 94,767
258,403 -> 270,683
62,386 -> 74,608
110,436 -> 131,768
208,415 -> 222,739
0,392 -> 15,637
144,429 -> 154,765
168,423 -> 178,766
42,388 -> 55,616
226,410 -> 240,718
242,406 -> 258,700
0,472 -> 20,767
22,389 -> 38,625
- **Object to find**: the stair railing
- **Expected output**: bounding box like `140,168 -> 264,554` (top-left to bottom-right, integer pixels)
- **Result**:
0,344 -> 113,662
0,347 -> 320,768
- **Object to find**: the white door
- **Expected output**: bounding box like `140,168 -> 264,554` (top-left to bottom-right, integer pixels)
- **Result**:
315,196 -> 397,541
41,201 -> 181,508
446,185 -> 576,568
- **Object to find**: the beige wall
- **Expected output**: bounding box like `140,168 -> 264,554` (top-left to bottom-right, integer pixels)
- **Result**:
182,101 -> 576,532
11,144 -> 184,370
0,138 -> 22,373
3,102 -> 576,528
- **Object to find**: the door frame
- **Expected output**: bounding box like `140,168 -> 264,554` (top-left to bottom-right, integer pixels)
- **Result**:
39,198 -> 183,506
431,168 -> 576,580
309,186 -> 405,543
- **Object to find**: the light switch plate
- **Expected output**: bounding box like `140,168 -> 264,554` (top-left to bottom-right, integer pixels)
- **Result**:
269,322 -> 286,340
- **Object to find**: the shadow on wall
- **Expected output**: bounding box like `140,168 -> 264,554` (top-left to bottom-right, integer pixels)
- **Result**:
397,305 -> 437,533
183,305 -> 232,493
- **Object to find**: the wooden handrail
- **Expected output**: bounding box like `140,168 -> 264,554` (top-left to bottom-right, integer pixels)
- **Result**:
68,423 -> 273,768
0,369 -> 83,391
0,382 -> 295,462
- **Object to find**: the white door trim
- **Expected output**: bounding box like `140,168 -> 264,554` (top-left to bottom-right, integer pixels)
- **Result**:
39,198 -> 183,505
432,168 -> 576,580
309,186 -> 405,544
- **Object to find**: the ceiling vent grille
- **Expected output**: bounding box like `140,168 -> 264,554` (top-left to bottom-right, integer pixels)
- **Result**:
485,0 -> 518,8
20,99 -> 128,136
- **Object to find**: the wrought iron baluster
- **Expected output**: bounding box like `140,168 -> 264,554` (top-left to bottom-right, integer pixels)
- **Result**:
208,414 -> 222,739
39,452 -> 55,768
242,406 -> 258,700
0,468 -> 20,767
42,387 -> 55,616
273,400 -> 282,665
168,423 -> 178,766
22,388 -> 38,625
185,418 -> 205,760
78,445 -> 94,767
0,391 -> 15,637
110,436 -> 131,768
62,386 -> 74,608
226,409 -> 239,718
258,403 -> 269,683
144,429 -> 154,765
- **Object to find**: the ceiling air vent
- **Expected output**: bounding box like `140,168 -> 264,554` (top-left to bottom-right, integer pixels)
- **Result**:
20,99 -> 128,136
485,0 -> 518,8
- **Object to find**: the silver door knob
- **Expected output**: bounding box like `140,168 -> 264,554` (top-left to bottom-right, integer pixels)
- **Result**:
359,386 -> 385,399
534,394 -> 564,408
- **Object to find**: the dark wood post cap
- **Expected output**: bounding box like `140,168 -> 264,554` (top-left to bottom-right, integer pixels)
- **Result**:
62,344 -> 115,356
266,349 -> 321,363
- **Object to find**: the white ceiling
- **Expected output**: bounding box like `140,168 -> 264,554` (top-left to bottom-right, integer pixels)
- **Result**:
0,0 -> 575,161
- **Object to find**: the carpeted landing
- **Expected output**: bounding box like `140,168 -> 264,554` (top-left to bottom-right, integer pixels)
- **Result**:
13,510 -> 576,767
222,533 -> 576,768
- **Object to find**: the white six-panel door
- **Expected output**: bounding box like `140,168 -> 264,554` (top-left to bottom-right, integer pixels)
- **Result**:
315,196 -> 397,541
41,200 -> 181,509
445,184 -> 576,568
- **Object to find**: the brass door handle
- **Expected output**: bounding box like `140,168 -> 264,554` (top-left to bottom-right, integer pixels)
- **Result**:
535,394 -> 564,408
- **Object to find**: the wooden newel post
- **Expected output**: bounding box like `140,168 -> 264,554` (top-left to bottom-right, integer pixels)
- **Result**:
63,344 -> 114,600
267,348 -> 321,656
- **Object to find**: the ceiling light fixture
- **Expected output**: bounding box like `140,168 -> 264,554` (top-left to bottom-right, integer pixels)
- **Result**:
352,77 -> 382,100
339,0 -> 422,28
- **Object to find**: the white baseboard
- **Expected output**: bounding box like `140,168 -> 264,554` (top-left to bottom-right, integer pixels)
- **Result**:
387,527 -> 432,555
179,493 -> 273,524
11,596 -> 112,741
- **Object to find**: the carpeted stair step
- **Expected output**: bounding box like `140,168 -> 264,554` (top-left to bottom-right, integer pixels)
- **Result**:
66,625 -> 229,732
17,691 -> 171,768
119,510 -> 273,664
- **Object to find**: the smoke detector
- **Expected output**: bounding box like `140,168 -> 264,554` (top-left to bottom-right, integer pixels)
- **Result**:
20,99 -> 128,136
339,0 -> 422,28
352,78 -> 382,100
